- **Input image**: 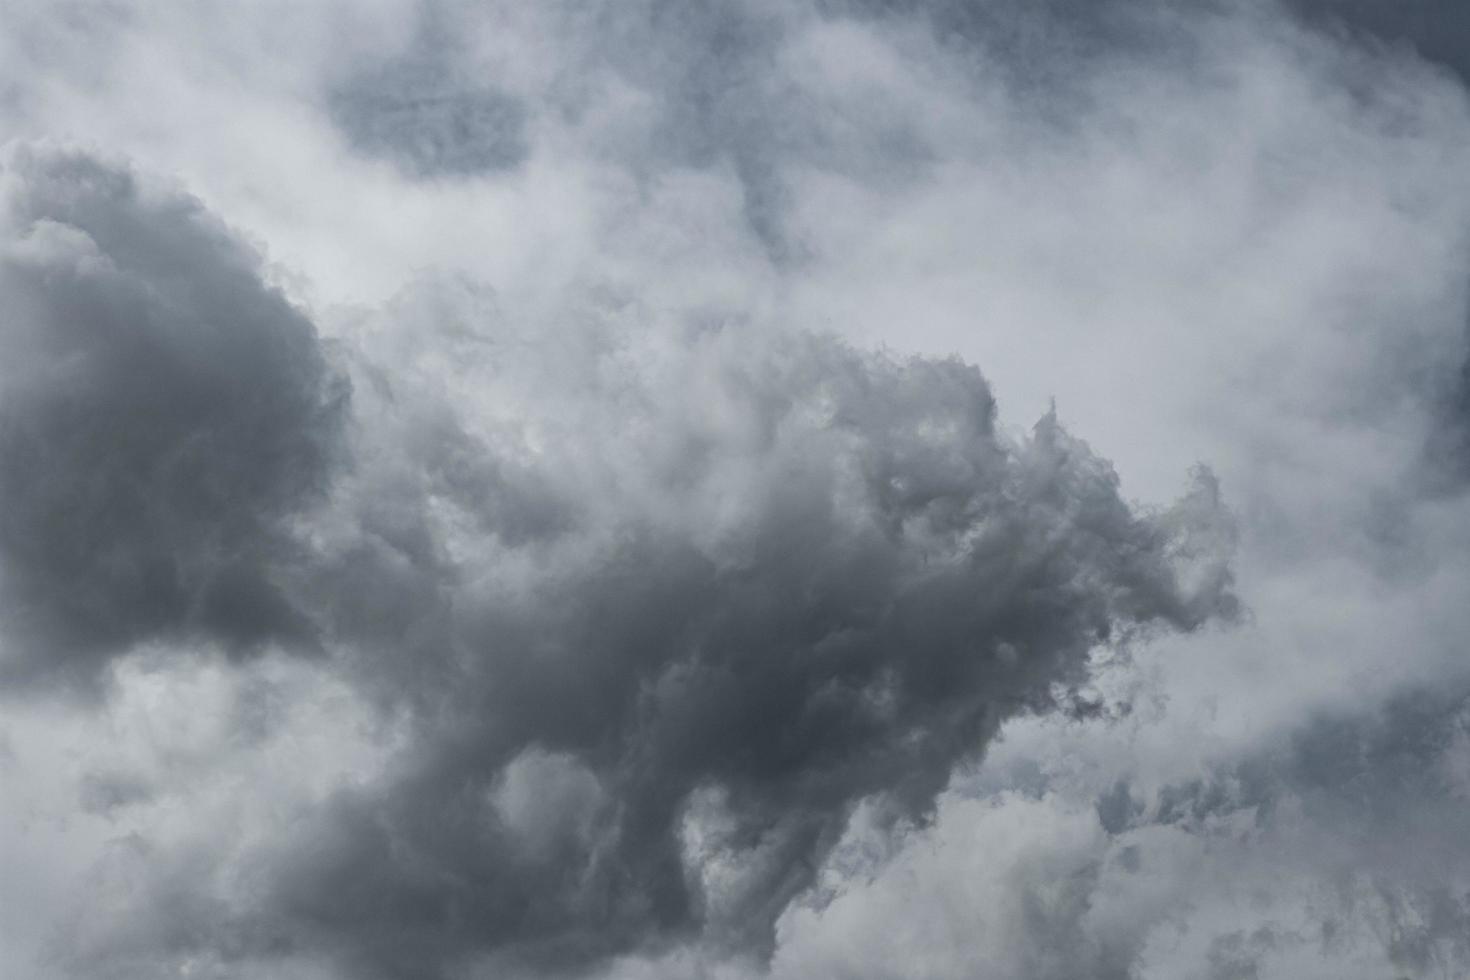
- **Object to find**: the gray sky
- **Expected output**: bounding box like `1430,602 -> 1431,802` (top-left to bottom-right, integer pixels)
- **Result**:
2,2 -> 1469,978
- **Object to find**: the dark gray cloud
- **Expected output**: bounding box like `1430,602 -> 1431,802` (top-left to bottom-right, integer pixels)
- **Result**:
1287,0 -> 1470,83
10,1 -> 1470,978
849,0 -> 1470,89
25,243 -> 1235,976
0,144 -> 347,692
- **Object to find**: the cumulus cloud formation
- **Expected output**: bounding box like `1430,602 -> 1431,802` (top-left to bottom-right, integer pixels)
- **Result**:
247,286 -> 1232,976
0,177 -> 1236,973
0,144 -> 346,689
4,0 -> 1470,979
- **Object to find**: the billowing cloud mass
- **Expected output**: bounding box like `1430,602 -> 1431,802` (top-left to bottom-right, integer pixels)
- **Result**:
1,145 -> 1234,977
272,282 -> 1233,977
0,144 -> 346,688
3,1 -> 1470,979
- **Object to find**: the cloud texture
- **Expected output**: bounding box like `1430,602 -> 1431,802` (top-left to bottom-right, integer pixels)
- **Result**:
0,144 -> 346,688
0,144 -> 1233,977
3,1 -> 1470,979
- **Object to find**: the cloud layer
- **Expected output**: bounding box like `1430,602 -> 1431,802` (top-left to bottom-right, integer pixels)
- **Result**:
3,1 -> 1470,979
0,144 -> 1235,977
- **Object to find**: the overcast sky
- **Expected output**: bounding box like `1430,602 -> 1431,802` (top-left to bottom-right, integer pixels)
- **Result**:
2,2 -> 1469,978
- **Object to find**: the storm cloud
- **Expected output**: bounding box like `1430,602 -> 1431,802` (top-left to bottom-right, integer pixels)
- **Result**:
4,1 -> 1470,979
0,144 -> 346,690
2,172 -> 1235,973
246,285 -> 1234,976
